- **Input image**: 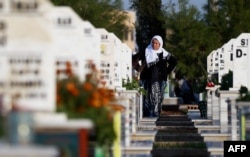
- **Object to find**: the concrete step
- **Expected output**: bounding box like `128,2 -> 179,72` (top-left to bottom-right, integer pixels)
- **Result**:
131,131 -> 156,141
137,125 -> 156,131
156,121 -> 194,126
156,125 -> 197,130
153,141 -> 208,150
162,97 -> 182,105
160,114 -> 188,118
137,118 -> 157,130
137,125 -> 198,131
192,119 -> 213,125
206,141 -> 224,156
138,121 -> 156,126
121,145 -> 152,155
139,118 -> 157,124
157,116 -> 191,121
155,133 -> 204,142
201,133 -> 230,141
151,108 -> 212,157
157,127 -> 198,133
208,148 -> 223,157
151,148 -> 210,157
195,125 -> 220,133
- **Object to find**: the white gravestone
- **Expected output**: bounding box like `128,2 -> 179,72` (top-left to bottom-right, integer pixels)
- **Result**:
223,39 -> 235,75
232,33 -> 250,89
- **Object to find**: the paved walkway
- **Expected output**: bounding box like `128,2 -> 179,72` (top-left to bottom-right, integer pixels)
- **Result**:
121,109 -> 224,157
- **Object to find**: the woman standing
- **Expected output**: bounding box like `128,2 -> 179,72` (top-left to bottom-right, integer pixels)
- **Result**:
139,35 -> 177,117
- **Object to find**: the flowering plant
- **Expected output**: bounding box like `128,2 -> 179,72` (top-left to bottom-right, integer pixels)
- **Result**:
56,61 -> 122,147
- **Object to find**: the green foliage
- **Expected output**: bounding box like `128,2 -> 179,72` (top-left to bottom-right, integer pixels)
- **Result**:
206,0 -> 250,44
132,0 -> 250,87
192,76 -> 207,94
50,0 -> 129,39
122,78 -> 146,95
56,62 -> 118,147
237,86 -> 250,101
130,0 -> 167,55
219,70 -> 233,90
163,0 -> 219,81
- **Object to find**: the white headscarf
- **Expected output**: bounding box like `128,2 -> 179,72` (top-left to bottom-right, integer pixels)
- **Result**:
145,35 -> 170,67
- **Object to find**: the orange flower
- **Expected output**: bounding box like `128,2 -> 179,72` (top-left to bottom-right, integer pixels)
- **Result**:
71,88 -> 79,96
88,98 -> 101,108
56,61 -> 117,146
101,97 -> 110,106
98,88 -> 106,95
66,82 -> 75,92
83,82 -> 93,91
91,91 -> 100,99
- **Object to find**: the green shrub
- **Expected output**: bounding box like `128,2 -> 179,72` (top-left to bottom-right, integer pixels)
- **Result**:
122,78 -> 146,95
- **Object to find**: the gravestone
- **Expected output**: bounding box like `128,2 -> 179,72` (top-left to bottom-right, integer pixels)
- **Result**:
218,39 -> 235,83
232,33 -> 250,89
222,39 -> 235,77
97,28 -> 127,89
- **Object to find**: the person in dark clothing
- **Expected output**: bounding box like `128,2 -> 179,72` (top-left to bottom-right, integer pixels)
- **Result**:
137,35 -> 177,117
174,77 -> 196,104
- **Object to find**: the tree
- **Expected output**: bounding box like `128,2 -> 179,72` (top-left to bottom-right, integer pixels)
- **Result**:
164,0 -> 219,82
204,0 -> 250,45
130,0 -> 166,59
50,0 -> 129,39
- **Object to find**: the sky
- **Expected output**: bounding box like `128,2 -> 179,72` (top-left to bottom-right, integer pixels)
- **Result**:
123,0 -> 207,12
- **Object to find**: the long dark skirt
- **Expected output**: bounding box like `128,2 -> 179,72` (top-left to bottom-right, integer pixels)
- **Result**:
140,79 -> 167,117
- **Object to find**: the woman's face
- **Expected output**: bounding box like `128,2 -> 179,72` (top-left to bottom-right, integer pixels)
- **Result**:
151,38 -> 160,50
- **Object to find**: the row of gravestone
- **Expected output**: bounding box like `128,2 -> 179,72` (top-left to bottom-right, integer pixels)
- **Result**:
205,85 -> 250,141
208,33 -> 250,90
207,33 -> 250,141
116,91 -> 212,157
113,88 -> 250,156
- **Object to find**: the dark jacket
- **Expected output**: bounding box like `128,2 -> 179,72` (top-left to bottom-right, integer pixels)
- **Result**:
140,52 -> 177,81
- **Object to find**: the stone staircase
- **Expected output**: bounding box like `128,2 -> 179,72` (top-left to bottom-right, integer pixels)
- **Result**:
188,110 -> 226,157
151,113 -> 210,157
126,97 -> 226,157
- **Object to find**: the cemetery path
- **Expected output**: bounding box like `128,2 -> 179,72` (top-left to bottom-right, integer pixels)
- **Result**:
150,105 -> 210,157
